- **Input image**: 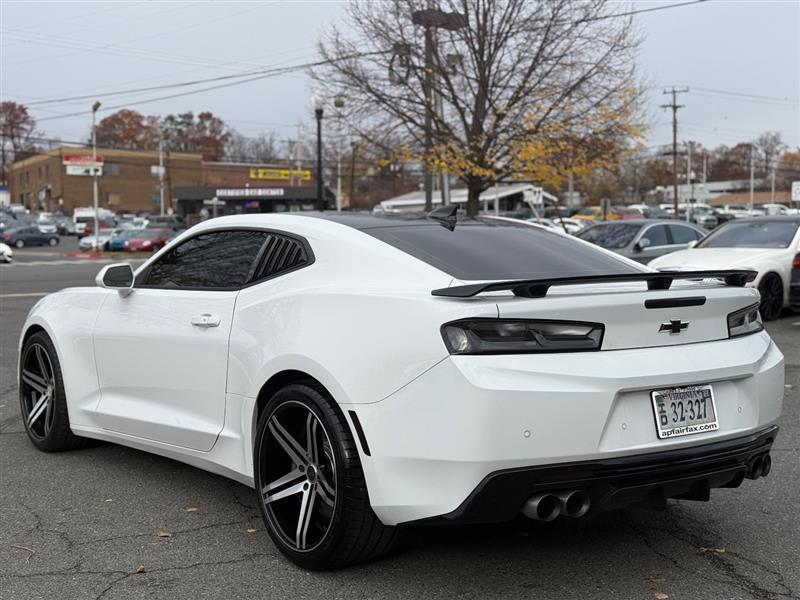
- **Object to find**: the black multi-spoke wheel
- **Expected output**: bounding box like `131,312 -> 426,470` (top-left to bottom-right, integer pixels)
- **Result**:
758,274 -> 783,321
254,383 -> 397,569
19,331 -> 84,451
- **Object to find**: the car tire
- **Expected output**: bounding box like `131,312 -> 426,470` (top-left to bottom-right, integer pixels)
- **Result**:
19,331 -> 86,452
254,383 -> 397,570
758,273 -> 783,321
14,239 -> 24,248
48,237 -> 59,247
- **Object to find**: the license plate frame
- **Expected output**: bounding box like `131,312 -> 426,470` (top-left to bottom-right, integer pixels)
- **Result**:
650,384 -> 719,440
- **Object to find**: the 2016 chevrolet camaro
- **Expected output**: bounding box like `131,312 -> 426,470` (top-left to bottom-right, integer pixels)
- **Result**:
19,212 -> 784,569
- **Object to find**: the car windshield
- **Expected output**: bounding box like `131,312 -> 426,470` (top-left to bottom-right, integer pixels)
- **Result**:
365,220 -> 641,280
697,220 -> 799,249
576,223 -> 641,249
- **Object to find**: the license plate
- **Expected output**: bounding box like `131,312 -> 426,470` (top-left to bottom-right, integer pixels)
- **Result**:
650,385 -> 719,439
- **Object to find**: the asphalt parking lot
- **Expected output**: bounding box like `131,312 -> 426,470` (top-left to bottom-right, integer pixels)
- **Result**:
1,254 -> 798,600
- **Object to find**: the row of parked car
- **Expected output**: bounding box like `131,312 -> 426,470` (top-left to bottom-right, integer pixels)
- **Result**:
520,212 -> 799,321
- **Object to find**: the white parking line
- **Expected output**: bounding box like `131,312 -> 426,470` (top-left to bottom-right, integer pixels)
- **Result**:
0,292 -> 49,298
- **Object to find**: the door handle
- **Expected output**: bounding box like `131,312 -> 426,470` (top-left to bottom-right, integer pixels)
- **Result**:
191,313 -> 220,328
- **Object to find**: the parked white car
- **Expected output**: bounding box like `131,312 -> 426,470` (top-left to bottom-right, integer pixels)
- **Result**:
0,242 -> 13,263
650,216 -> 800,320
19,212 -> 784,569
721,204 -> 766,218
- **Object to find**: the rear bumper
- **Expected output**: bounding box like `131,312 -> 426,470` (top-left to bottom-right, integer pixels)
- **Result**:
349,331 -> 784,526
410,425 -> 778,525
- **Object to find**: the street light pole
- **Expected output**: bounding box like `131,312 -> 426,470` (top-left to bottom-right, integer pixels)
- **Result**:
411,8 -> 467,213
334,96 -> 345,211
314,96 -> 324,210
91,101 -> 101,252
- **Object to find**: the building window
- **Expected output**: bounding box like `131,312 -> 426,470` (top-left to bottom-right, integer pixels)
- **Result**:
38,166 -> 42,179
45,164 -> 49,178
105,162 -> 119,176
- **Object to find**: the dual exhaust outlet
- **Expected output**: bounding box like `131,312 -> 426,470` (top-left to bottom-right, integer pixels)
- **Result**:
522,490 -> 591,522
746,453 -> 772,480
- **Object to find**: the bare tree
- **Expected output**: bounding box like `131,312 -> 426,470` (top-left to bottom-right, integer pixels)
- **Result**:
225,131 -> 281,163
316,0 -> 643,216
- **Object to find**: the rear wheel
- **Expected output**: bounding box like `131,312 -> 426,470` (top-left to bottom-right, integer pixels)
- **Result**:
254,383 -> 396,569
48,237 -> 58,247
758,274 -> 783,321
15,239 -> 24,248
19,331 -> 85,451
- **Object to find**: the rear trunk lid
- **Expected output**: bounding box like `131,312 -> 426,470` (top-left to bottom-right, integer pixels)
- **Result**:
494,281 -> 761,350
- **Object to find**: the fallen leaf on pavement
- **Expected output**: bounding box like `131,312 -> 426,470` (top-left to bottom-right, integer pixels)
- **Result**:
247,528 -> 257,533
646,575 -> 666,584
184,506 -> 199,512
157,531 -> 173,538
11,544 -> 35,562
135,564 -> 145,574
700,547 -> 726,554
655,593 -> 669,600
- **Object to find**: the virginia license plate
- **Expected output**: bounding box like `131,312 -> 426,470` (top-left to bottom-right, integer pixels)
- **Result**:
651,385 -> 719,439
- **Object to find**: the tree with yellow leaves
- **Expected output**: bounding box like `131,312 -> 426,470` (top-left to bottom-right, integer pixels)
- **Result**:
317,0 -> 645,216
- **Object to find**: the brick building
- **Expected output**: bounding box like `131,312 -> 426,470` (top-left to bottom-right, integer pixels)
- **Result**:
8,147 -> 325,215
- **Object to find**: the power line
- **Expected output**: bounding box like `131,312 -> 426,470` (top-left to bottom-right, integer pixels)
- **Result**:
32,51 -> 390,123
583,0 -> 709,22
691,86 -> 799,104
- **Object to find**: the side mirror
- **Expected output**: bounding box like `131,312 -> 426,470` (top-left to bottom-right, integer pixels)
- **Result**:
635,237 -> 651,251
96,263 -> 134,297
687,240 -> 698,248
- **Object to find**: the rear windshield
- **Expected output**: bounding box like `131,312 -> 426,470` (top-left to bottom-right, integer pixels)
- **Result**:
576,223 -> 641,249
365,220 -> 641,280
698,220 -> 799,249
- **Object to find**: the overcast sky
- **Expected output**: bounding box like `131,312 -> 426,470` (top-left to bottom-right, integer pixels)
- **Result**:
1,0 -> 798,155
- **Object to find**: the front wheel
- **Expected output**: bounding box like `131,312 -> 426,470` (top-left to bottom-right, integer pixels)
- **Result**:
254,383 -> 396,569
48,237 -> 59,247
15,239 -> 24,248
19,331 -> 85,451
758,274 -> 783,321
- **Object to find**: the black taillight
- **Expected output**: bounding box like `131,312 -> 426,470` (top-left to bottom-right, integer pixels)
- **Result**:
441,319 -> 604,355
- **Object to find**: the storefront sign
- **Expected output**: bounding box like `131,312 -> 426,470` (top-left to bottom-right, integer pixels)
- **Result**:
63,154 -> 104,167
216,188 -> 285,198
66,165 -> 103,176
248,168 -> 311,181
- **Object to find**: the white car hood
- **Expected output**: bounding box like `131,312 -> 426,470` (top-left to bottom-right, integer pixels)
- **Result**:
649,248 -> 779,270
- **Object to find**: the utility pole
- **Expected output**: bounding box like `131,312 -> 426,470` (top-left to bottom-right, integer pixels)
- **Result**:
1,133 -> 6,188
661,87 -> 688,218
770,162 -> 776,203
91,101 -> 101,253
749,144 -> 755,215
158,137 -> 165,217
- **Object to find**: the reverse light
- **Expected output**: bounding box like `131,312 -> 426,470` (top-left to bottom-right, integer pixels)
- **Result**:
727,303 -> 763,338
441,319 -> 604,355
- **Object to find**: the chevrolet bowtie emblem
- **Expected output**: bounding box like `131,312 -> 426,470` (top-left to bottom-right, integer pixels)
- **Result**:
659,319 -> 689,334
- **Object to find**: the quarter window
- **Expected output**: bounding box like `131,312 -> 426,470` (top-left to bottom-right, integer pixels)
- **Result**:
142,230 -> 268,289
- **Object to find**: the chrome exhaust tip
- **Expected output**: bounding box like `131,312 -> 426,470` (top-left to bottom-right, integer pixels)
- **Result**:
556,490 -> 591,518
522,493 -> 560,522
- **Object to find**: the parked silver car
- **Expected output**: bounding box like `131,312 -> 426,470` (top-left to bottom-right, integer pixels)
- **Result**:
575,219 -> 707,263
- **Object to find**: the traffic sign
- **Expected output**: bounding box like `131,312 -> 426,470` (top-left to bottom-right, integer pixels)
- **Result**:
792,181 -> 800,202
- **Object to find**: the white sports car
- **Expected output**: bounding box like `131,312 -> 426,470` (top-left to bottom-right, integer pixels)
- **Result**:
650,216 -> 800,320
19,211 -> 784,569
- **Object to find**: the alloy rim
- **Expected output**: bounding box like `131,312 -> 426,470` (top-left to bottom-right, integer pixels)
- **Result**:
259,400 -> 337,552
20,343 -> 56,440
759,276 -> 782,320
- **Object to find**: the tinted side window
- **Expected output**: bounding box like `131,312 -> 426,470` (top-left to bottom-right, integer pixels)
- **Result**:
366,221 -> 641,280
642,224 -> 669,246
143,230 -> 267,289
669,224 -> 701,244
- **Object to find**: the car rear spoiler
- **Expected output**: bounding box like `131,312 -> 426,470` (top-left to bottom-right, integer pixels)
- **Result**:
431,270 -> 758,299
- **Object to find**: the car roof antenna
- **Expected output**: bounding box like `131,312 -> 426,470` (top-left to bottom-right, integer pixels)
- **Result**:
428,205 -> 459,231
